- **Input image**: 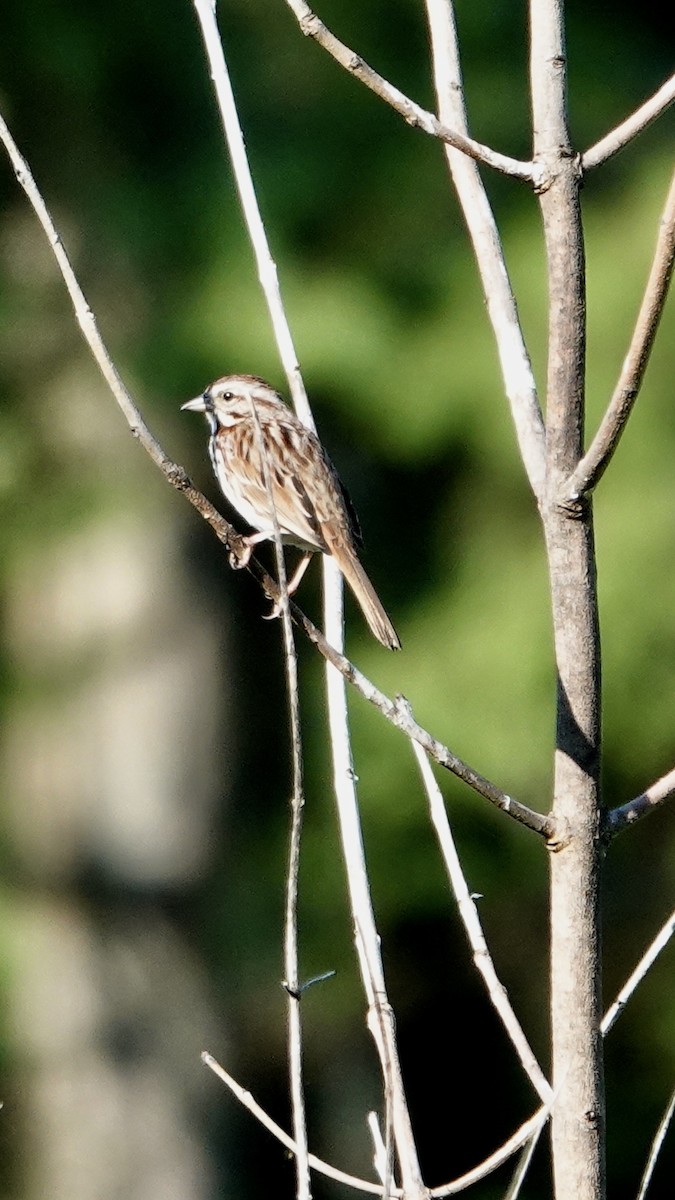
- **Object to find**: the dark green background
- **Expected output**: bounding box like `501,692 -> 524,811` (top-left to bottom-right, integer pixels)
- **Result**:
1,2 -> 674,1197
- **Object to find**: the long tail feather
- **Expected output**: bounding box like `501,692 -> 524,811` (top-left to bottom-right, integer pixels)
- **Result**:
331,545 -> 401,650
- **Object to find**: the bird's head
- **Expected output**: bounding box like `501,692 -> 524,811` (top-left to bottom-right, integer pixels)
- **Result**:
181,375 -> 280,429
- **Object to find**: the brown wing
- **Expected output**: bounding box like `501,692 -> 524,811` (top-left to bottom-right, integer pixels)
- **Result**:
273,419 -> 363,555
218,399 -> 399,648
219,409 -> 356,553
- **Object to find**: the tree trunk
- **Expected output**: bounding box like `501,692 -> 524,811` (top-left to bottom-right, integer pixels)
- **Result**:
531,3 -> 606,1184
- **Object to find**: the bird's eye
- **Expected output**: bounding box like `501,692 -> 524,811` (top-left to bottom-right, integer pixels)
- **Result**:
222,391 -> 233,401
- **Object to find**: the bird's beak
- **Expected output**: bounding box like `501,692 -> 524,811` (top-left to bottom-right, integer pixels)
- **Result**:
181,395 -> 207,413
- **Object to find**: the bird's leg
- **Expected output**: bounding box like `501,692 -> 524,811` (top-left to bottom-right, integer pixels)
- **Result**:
229,530 -> 270,571
285,551 -> 314,597
262,551 -> 314,621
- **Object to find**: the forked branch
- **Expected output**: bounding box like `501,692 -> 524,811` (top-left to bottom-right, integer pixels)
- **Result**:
287,0 -> 550,499
202,1050 -> 553,1197
203,907 -> 675,1195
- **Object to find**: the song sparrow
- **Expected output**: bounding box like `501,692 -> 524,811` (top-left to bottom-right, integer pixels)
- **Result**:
182,375 -> 400,650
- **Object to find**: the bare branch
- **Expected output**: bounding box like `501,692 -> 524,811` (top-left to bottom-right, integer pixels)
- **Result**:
202,1051 -> 390,1195
411,736 -> 553,1104
427,1104 -> 553,1196
635,1087 -> 675,1200
323,569 -> 425,1198
193,0 -> 312,427
306,635 -> 551,835
601,910 -> 675,1037
282,0 -> 537,182
503,1125 -> 545,1200
582,73 -> 675,171
605,765 -> 675,838
202,1051 -> 553,1197
248,400 -> 311,1200
564,168 -> 675,503
283,781 -> 310,1200
0,110 -> 250,557
425,0 -> 547,501
367,1112 -> 394,1199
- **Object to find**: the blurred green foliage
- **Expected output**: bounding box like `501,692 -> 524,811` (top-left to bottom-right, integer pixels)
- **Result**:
1,1 -> 674,1198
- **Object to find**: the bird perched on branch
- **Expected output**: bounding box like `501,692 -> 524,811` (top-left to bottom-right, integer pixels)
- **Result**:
182,374 -> 400,650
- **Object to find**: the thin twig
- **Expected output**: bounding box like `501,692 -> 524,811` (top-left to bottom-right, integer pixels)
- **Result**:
635,1086 -> 675,1200
564,168 -> 675,503
424,0 -> 547,501
283,728 -> 310,1200
248,399 -> 311,1200
0,111 -> 246,557
411,735 -> 552,1105
301,635 -> 551,837
282,0 -> 537,182
192,0 -> 312,427
601,909 -> 675,1037
582,73 -> 675,171
367,1112 -> 394,1200
502,1123 -> 545,1200
323,576 -> 424,1198
202,1050 -> 554,1197
3,88 -> 311,1199
428,1104 -> 553,1196
605,765 -> 675,838
202,1051 -> 393,1195
229,557 -> 552,836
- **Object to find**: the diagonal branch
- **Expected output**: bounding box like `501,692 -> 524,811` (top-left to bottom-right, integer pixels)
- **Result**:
582,73 -> 675,171
0,110 -> 248,558
288,629 -> 551,837
282,0 -> 538,183
564,167 -> 675,504
502,1126 -> 545,1200
635,1086 -> 675,1200
605,765 -> 675,839
601,908 -> 675,1037
411,735 -> 553,1104
202,1050 -> 392,1195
